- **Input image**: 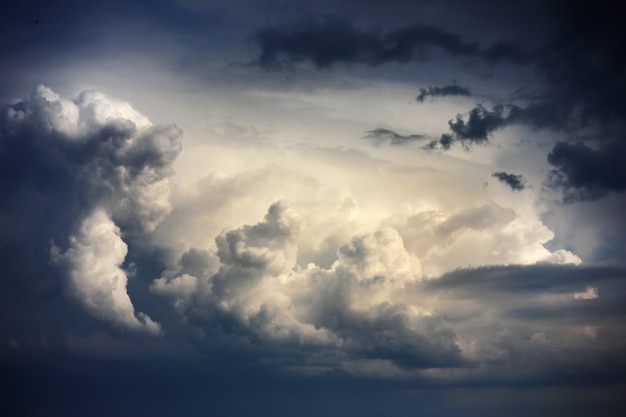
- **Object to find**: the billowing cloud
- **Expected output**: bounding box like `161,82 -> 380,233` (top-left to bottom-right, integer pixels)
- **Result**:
0,85 -> 182,332
3,1 -> 626,414
145,199 -> 597,378
53,209 -> 161,334
425,104 -> 514,150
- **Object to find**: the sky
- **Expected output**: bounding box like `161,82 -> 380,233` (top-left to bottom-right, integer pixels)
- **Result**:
2,0 -> 626,415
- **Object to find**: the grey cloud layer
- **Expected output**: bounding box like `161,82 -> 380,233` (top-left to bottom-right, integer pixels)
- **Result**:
254,16 -> 527,69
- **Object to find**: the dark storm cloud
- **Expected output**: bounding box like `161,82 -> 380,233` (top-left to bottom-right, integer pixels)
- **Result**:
254,16 -> 527,69
492,171 -> 526,191
467,3 -> 626,200
533,3 -> 626,127
547,141 -> 626,201
425,2 -> 626,203
249,4 -> 626,203
416,85 -> 471,102
363,127 -> 426,146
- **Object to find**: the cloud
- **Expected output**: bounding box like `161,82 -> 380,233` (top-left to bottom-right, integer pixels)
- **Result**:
547,141 -> 626,201
405,2 -> 626,207
363,127 -> 426,146
0,85 -> 182,332
416,85 -> 471,102
253,16 -> 527,69
425,104 -> 515,150
390,203 -> 581,277
53,209 -> 161,334
492,171 -> 526,191
448,104 -> 508,143
149,201 -> 599,377
533,3 -> 626,128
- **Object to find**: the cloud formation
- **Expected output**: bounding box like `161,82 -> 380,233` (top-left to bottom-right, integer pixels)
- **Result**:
0,85 -> 182,332
143,199 -> 600,380
1,0 -> 626,414
416,85 -> 471,102
547,141 -> 626,201
492,171 -> 526,191
53,209 -> 161,334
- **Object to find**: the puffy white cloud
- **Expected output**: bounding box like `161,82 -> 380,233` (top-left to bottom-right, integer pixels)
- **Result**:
149,199 -> 624,378
1,85 -> 182,332
153,202 -> 459,368
54,209 -> 161,334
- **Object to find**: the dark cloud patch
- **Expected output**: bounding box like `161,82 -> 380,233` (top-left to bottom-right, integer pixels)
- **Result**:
492,171 -> 526,191
416,84 -> 471,102
547,141 -> 626,201
427,102 -> 565,150
422,264 -> 621,295
448,104 -> 508,142
497,3 -> 626,200
255,16 -> 377,69
254,16 -> 528,69
533,3 -> 626,128
424,104 -> 517,150
363,127 -> 426,146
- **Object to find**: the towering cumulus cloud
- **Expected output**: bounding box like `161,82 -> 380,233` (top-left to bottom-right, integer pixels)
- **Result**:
1,85 -> 181,333
150,201 -> 588,374
55,209 -> 161,334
